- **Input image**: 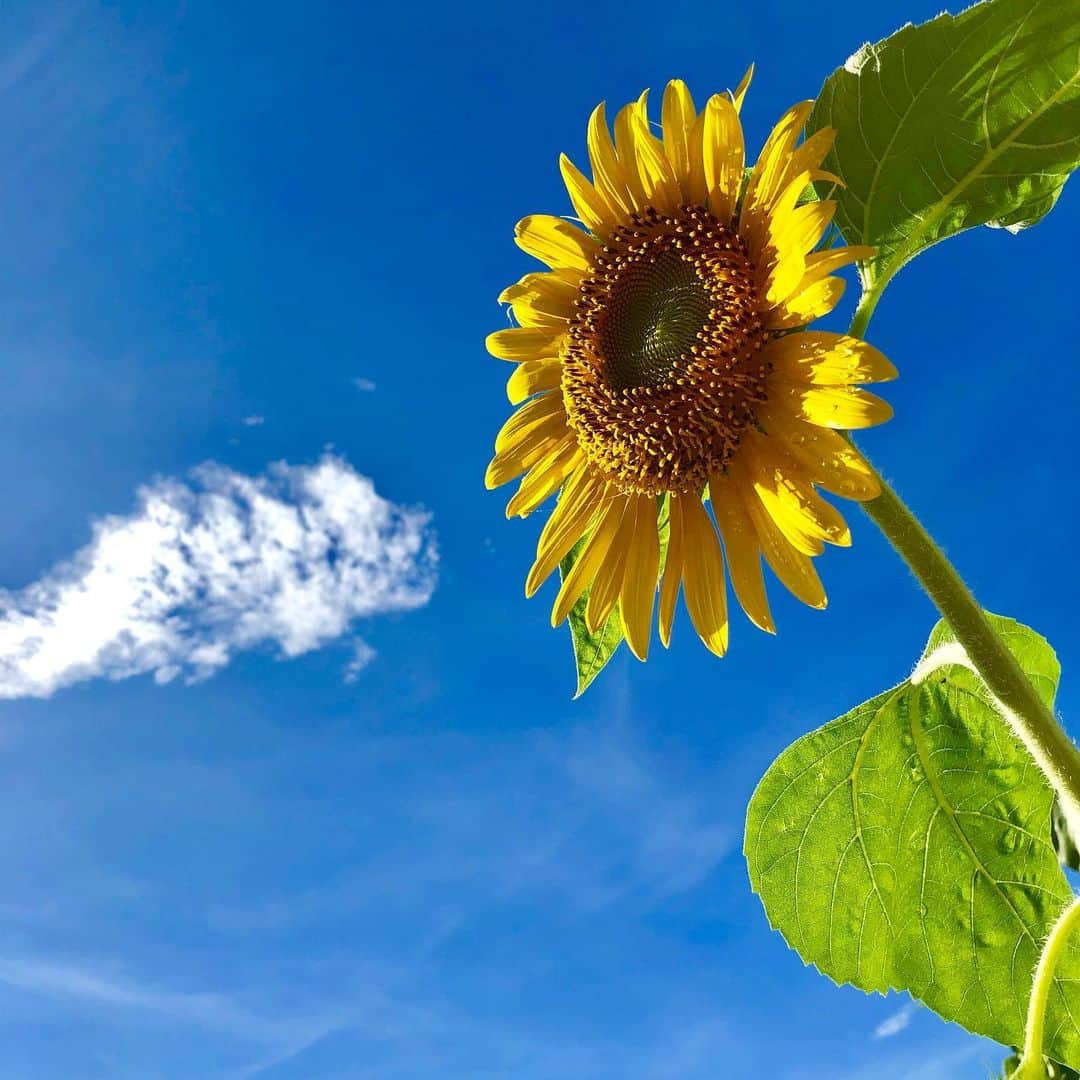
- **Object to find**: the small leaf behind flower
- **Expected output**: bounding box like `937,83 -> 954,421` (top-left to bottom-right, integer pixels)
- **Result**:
745,614 -> 1080,1069
809,0 -> 1080,291
560,496 -> 669,697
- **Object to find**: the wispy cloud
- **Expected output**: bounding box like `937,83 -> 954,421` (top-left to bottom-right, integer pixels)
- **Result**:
555,725 -> 735,903
0,952 -> 354,1078
872,993 -> 915,1036
344,638 -> 377,681
0,5 -> 77,96
0,954 -> 273,1035
826,1038 -> 995,1080
0,948 -> 732,1080
241,415 -> 265,427
874,1001 -> 917,1039
352,376 -> 377,392
207,721 -> 734,939
0,454 -> 436,698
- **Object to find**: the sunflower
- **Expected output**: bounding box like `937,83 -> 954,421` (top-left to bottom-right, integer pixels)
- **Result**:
485,69 -> 897,661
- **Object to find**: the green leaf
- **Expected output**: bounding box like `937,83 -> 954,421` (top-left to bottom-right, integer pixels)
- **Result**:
561,527 -> 626,699
559,497 -> 669,698
745,615 -> 1080,1067
808,0 -> 1080,292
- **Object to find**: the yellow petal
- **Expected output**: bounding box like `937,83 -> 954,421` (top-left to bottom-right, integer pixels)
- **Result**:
757,404 -> 880,501
762,332 -> 898,386
486,413 -> 571,489
585,498 -> 634,632
515,215 -> 597,273
505,443 -> 582,519
749,104 -> 820,214
658,496 -> 684,648
710,473 -> 774,633
732,459 -> 826,609
499,272 -> 576,307
527,471 -> 608,596
560,153 -> 618,235
499,272 -> 577,327
742,432 -> 851,555
486,326 -> 564,362
809,168 -> 843,189
745,467 -> 821,556
630,113 -> 681,214
552,494 -> 629,626
782,127 -> 835,189
766,276 -> 846,329
684,110 -> 709,207
731,63 -> 754,113
772,382 -> 894,429
507,358 -> 562,405
587,102 -> 634,216
661,80 -> 698,194
703,94 -> 745,224
493,392 -> 564,453
678,494 -> 729,657
755,172 -> 818,302
797,244 -> 874,287
613,95 -> 649,207
775,199 -> 835,261
739,100 -> 814,254
501,302 -> 564,331
619,496 -> 660,661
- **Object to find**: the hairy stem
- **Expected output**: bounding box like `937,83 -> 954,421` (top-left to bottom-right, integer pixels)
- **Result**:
1013,894 -> 1080,1079
860,470 -> 1080,828
847,278 -> 884,340
849,296 -> 1080,829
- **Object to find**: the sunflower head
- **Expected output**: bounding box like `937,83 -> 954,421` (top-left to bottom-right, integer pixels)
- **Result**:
486,70 -> 897,663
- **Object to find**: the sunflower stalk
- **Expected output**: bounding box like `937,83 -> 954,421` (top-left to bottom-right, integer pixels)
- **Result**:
847,285 -> 883,342
847,303 -> 1080,834
1012,895 -> 1080,1079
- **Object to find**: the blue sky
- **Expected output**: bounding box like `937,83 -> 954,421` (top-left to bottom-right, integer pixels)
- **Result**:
0,0 -> 1075,1076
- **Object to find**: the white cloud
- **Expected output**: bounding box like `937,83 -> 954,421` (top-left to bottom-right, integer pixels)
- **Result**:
0,454 -> 436,698
241,415 -> 265,427
352,376 -> 376,392
343,639 -> 377,682
874,1001 -> 917,1039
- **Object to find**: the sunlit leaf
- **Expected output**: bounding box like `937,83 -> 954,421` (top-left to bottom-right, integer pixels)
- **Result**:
745,615 -> 1080,1068
809,0 -> 1080,291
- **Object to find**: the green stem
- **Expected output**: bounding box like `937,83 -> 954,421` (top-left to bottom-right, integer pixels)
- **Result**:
860,469 -> 1080,827
848,279 -> 884,340
848,295 -> 1080,829
1013,894 -> 1080,1080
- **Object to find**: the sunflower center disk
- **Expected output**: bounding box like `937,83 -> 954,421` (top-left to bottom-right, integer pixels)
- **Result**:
599,250 -> 713,392
563,206 -> 769,497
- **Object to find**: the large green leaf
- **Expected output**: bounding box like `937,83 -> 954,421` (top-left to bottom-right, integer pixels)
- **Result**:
745,615 -> 1080,1067
560,497 -> 669,698
809,0 -> 1080,291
